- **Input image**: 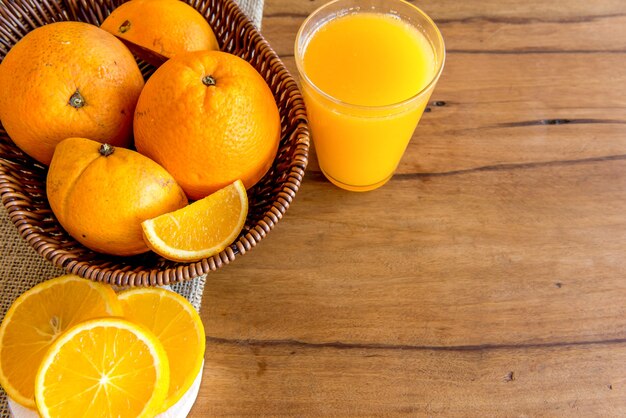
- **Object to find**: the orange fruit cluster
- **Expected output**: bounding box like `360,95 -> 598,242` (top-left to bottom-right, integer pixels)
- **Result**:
0,0 -> 281,260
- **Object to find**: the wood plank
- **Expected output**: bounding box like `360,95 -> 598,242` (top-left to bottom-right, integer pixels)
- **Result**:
274,53 -> 626,174
199,159 -> 626,347
263,0 -> 626,54
263,14 -> 626,56
190,340 -> 626,416
440,15 -> 626,53
265,0 -> 626,20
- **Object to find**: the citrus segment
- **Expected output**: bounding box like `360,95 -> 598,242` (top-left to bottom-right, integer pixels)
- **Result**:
141,180 -> 248,262
0,275 -> 122,408
34,318 -> 169,418
118,288 -> 205,410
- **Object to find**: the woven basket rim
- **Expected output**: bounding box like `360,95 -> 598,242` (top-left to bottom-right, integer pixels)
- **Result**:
0,0 -> 310,286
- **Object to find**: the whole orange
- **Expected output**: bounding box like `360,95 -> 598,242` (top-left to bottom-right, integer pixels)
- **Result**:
0,21 -> 144,165
134,51 -> 281,200
46,137 -> 188,256
101,0 -> 219,66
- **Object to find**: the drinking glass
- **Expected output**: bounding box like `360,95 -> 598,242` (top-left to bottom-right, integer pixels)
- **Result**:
295,0 -> 445,191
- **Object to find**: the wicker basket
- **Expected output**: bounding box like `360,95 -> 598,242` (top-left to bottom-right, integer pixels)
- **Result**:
0,0 -> 309,286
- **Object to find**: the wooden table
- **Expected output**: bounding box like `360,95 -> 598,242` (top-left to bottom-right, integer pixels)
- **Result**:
190,0 -> 626,415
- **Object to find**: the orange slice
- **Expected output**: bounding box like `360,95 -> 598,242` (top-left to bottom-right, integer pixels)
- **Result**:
34,317 -> 169,418
0,275 -> 122,408
118,288 -> 205,410
141,179 -> 248,262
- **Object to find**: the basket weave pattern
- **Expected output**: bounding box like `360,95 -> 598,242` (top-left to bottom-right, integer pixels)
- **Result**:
0,0 -> 309,286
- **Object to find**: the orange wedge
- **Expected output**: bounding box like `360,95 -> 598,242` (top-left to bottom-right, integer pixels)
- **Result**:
118,288 -> 205,410
0,275 -> 122,408
141,179 -> 248,262
34,317 -> 169,418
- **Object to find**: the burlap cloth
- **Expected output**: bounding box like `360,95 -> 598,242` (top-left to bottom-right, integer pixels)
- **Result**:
0,1 -> 264,415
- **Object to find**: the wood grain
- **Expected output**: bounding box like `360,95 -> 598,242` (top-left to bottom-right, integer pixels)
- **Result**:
193,341 -> 625,416
264,0 -> 626,21
281,53 -> 626,174
190,0 -> 626,415
264,0 -> 626,53
198,160 -> 626,347
264,2 -> 626,175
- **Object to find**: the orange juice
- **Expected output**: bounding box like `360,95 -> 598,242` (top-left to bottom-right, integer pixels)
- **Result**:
296,1 -> 444,191
303,13 -> 436,107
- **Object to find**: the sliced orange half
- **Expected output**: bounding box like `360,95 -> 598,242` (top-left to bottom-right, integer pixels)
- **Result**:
118,288 -> 205,410
0,275 -> 122,408
141,179 -> 248,262
34,317 -> 169,418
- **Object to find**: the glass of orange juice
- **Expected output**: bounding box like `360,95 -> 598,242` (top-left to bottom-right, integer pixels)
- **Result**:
295,0 -> 445,192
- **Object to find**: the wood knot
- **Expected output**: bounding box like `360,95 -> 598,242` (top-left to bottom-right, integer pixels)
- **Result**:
543,119 -> 570,125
